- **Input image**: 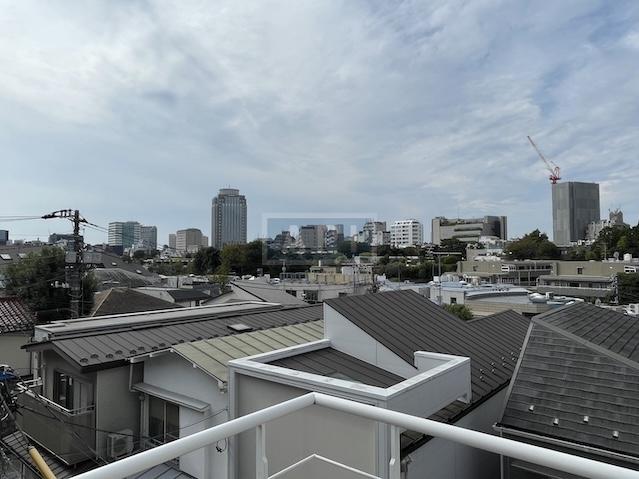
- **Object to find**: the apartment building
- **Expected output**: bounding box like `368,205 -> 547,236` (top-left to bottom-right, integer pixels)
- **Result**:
390,219 -> 423,248
211,188 -> 247,249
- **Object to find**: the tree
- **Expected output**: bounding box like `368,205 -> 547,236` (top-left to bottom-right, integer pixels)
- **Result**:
220,244 -> 247,274
444,304 -> 474,321
505,229 -> 560,260
211,264 -> 232,291
5,247 -> 95,322
617,273 -> 639,304
191,247 -> 221,275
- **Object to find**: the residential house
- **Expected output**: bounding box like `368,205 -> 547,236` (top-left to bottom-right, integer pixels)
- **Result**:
208,280 -> 306,306
0,297 -> 35,376
5,302 -> 320,477
228,290 -> 530,479
136,314 -> 322,479
136,287 -> 213,307
90,288 -> 181,317
496,302 -> 639,478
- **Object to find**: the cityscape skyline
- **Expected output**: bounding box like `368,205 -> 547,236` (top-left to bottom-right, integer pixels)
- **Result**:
2,1 -> 639,246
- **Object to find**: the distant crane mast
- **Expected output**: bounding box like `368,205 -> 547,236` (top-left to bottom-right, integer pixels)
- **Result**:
527,136 -> 561,184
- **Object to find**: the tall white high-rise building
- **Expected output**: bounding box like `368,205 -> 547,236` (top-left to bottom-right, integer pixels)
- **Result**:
390,219 -> 423,248
211,188 -> 247,249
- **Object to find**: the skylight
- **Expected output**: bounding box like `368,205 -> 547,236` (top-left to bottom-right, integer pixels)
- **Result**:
228,323 -> 253,332
0,254 -> 11,260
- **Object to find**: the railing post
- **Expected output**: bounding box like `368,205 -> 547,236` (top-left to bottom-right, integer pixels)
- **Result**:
389,425 -> 401,479
256,423 -> 268,479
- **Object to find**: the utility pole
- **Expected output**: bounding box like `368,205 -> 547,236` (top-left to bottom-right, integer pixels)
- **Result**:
431,251 -> 463,305
42,209 -> 89,319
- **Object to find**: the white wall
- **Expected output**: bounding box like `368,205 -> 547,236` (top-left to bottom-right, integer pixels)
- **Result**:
0,333 -> 31,375
405,389 -> 507,479
234,374 -> 379,479
143,353 -> 228,479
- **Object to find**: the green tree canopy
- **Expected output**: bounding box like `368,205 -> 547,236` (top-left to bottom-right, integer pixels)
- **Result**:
505,229 -> 560,260
5,247 -> 95,322
444,303 -> 474,321
191,247 -> 221,275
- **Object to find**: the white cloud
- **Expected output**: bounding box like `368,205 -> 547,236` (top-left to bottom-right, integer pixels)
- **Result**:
1,0 -> 638,244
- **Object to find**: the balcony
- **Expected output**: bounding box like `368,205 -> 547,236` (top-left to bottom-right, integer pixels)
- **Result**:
16,382 -> 96,465
70,393 -> 639,479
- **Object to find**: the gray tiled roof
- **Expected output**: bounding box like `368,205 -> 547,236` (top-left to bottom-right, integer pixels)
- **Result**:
270,347 -> 404,388
499,302 -> 639,459
166,289 -> 211,302
91,288 -> 181,317
29,304 -> 323,371
0,297 -> 35,334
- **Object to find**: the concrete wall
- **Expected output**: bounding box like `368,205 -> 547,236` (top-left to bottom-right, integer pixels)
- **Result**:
0,333 -> 31,374
406,388 -> 507,479
95,366 -> 140,459
234,374 -> 378,479
143,353 -> 228,479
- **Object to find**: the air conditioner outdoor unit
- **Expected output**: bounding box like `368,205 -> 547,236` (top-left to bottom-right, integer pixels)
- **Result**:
107,429 -> 134,459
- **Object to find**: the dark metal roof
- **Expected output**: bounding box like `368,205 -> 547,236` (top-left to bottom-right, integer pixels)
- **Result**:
325,291 -> 530,454
270,347 -> 403,388
232,281 -> 306,305
166,289 -> 211,302
0,297 -> 35,334
326,291 -> 530,404
31,304 -> 323,371
499,302 -> 639,459
91,288 -> 182,317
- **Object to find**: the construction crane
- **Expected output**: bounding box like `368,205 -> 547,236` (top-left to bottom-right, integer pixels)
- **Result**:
527,135 -> 561,184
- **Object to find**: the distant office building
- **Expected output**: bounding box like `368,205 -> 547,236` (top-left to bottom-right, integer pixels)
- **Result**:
271,231 -> 295,251
168,234 -> 176,250
355,221 -> 390,246
586,209 -> 628,242
0,230 -> 8,245
140,225 -> 158,250
108,221 -> 141,249
48,233 -> 74,245
211,188 -> 247,249
176,228 -> 204,254
390,219 -> 423,248
552,182 -> 600,246
202,235 -> 209,248
296,225 -> 328,249
431,216 -> 507,245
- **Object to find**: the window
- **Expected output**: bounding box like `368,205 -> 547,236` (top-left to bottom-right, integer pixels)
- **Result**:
148,396 -> 180,443
53,372 -> 74,409
450,297 -> 457,304
52,371 -> 92,410
577,267 -> 584,275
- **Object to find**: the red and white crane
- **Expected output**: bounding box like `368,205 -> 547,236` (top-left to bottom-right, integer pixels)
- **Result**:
527,135 -> 561,184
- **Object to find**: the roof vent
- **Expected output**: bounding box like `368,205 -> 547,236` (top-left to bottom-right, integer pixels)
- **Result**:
613,430 -> 620,439
552,418 -> 559,426
528,405 -> 535,412
583,415 -> 589,423
228,323 -> 253,333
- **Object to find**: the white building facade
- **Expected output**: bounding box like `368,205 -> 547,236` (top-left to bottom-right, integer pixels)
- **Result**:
390,219 -> 423,248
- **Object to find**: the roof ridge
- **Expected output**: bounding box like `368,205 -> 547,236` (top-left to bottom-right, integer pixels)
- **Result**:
535,321 -> 639,371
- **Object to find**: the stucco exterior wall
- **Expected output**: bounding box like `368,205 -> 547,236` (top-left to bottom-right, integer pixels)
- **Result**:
143,353 -> 228,479
406,388 -> 507,479
233,374 -> 378,479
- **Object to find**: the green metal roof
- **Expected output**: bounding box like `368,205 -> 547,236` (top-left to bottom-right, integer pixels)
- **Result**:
171,320 -> 324,383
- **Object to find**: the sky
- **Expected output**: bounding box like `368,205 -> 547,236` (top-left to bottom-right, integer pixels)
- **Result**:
1,0 -> 639,246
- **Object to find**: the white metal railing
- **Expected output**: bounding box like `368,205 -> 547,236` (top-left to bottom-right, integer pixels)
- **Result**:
71,392 -> 639,479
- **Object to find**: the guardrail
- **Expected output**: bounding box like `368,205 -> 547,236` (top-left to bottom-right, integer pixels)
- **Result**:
71,392 -> 639,479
